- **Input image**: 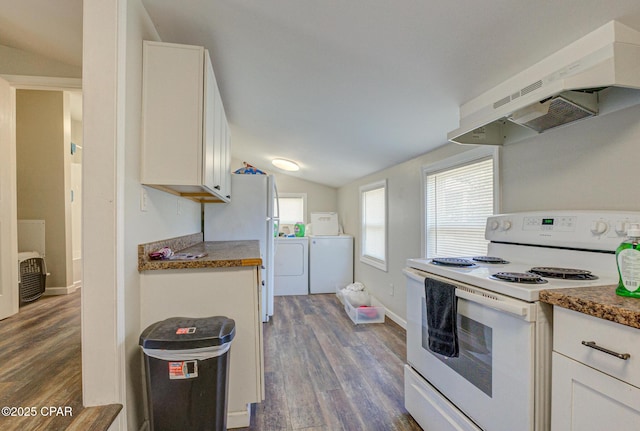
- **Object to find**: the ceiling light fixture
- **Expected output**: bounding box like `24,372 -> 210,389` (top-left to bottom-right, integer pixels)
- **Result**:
271,158 -> 300,172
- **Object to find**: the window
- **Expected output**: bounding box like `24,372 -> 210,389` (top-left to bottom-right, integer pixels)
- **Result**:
276,193 -> 306,224
423,148 -> 498,258
360,179 -> 387,271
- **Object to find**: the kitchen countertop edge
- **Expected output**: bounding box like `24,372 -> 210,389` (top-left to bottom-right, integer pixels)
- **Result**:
138,233 -> 262,271
540,285 -> 640,329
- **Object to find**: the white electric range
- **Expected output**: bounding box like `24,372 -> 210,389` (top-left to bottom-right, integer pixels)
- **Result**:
404,211 -> 640,431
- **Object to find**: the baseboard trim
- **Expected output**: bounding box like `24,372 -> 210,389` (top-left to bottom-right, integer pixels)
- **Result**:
384,307 -> 407,330
44,284 -> 78,296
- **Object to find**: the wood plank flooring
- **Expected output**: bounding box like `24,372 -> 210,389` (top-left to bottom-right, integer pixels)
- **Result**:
0,291 -> 420,431
0,291 -> 120,431
241,294 -> 422,431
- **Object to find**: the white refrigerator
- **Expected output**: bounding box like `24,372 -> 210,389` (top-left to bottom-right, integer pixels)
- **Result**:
309,235 -> 353,294
204,174 -> 279,322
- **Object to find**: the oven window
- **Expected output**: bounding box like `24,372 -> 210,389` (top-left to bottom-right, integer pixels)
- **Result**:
422,301 -> 493,396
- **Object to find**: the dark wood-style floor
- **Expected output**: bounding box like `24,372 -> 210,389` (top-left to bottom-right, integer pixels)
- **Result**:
0,292 -> 420,431
243,294 -> 422,431
0,291 -> 120,431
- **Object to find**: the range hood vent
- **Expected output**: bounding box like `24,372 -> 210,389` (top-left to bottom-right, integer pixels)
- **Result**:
448,21 -> 640,146
508,90 -> 598,133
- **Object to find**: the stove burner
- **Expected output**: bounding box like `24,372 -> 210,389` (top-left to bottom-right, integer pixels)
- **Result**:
472,256 -> 509,264
491,272 -> 548,284
431,258 -> 476,267
529,267 -> 598,280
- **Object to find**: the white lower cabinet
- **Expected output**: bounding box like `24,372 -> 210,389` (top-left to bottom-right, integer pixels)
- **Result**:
551,307 -> 640,431
140,266 -> 264,428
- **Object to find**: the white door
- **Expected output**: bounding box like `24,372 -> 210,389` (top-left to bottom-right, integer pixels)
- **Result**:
0,77 -> 18,319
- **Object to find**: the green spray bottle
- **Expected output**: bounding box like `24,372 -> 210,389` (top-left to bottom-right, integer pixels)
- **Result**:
616,223 -> 640,298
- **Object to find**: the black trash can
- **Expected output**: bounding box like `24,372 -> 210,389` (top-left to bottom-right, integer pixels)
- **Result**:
139,316 -> 236,431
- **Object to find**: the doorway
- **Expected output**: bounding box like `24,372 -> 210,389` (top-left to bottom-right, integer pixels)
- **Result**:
0,76 -> 83,319
15,89 -> 83,300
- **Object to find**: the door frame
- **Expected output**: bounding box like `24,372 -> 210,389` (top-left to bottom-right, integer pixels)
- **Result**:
0,75 -> 82,321
0,76 -> 18,320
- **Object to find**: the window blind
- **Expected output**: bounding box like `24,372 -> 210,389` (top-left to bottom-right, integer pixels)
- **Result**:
362,185 -> 386,262
425,157 -> 493,258
278,196 -> 304,224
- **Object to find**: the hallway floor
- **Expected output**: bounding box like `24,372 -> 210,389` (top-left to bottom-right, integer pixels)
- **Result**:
0,292 -> 119,431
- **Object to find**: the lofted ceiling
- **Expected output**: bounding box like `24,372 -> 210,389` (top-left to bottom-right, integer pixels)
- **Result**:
2,1 -> 640,187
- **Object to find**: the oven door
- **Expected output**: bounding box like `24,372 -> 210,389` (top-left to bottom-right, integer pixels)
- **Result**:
404,267 -> 538,431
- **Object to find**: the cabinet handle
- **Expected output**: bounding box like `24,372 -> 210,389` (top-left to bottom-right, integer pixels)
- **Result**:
214,185 -> 221,190
581,341 -> 630,360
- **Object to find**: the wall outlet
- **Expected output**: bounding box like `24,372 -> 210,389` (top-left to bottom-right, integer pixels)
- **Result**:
140,188 -> 148,212
389,283 -> 395,296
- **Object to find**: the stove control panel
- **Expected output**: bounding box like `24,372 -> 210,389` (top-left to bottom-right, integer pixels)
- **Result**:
486,211 -> 640,251
522,216 -> 577,232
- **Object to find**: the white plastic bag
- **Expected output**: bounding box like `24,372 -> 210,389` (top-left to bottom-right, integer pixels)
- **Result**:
342,289 -> 370,307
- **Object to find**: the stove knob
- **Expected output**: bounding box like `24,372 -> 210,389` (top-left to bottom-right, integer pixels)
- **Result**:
590,220 -> 608,235
615,221 -> 627,236
500,220 -> 512,231
489,220 -> 500,230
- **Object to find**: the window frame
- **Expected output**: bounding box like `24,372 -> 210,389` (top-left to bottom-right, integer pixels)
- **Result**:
277,192 -> 307,225
421,147 -> 500,259
359,179 -> 388,271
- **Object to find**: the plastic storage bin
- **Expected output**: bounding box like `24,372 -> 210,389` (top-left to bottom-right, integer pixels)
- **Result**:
139,316 -> 235,431
337,288 -> 385,324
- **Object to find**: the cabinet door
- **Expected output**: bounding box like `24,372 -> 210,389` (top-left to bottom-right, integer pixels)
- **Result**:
202,50 -> 216,193
551,352 -> 640,431
213,88 -> 224,195
220,106 -> 231,199
141,41 -> 204,186
204,49 -> 230,202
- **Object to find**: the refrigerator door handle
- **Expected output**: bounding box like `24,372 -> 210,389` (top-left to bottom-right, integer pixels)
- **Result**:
273,180 -> 280,219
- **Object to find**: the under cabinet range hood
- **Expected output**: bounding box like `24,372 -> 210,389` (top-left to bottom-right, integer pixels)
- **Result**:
448,21 -> 640,145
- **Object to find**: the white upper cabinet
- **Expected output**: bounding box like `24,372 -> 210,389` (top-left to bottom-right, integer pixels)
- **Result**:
141,41 -> 231,202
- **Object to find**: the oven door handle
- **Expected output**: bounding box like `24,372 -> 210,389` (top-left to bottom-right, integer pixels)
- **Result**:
455,288 -> 529,319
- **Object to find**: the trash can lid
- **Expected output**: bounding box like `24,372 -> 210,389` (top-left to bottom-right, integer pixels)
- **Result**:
139,316 -> 235,350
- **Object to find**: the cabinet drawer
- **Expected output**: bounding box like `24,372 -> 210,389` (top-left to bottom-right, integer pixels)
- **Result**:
554,307 -> 640,388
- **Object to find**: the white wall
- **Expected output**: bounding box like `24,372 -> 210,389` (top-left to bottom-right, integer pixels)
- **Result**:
338,99 -> 640,324
83,1 -> 201,430
501,100 -> 640,212
338,144 -> 470,323
0,44 -> 81,78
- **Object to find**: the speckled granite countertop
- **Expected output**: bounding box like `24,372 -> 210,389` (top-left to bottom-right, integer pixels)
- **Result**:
138,233 -> 262,271
540,286 -> 640,329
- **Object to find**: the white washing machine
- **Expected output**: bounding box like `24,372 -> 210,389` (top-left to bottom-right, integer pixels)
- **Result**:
309,235 -> 353,294
274,237 -> 309,296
